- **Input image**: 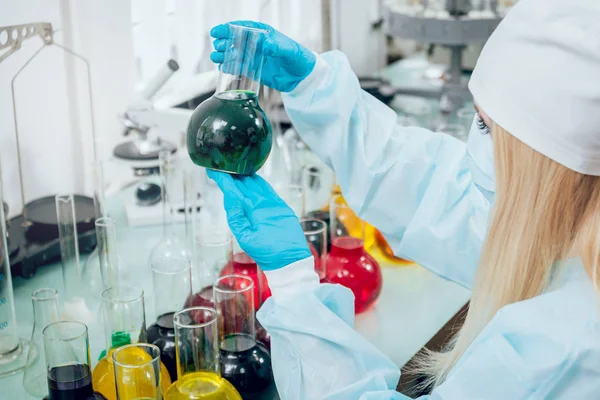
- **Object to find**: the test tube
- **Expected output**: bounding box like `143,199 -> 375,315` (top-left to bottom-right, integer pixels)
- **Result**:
42,321 -> 101,399
0,160 -> 29,376
112,343 -> 162,400
101,286 -> 146,351
55,194 -> 81,303
92,160 -> 107,219
95,217 -> 119,291
300,219 -> 328,281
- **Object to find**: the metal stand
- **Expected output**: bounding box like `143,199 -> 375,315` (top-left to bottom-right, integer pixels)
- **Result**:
382,0 -> 503,111
5,23 -> 98,228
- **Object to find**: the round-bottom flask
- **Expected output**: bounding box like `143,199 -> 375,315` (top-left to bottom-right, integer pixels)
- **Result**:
186,24 -> 272,175
326,195 -> 382,314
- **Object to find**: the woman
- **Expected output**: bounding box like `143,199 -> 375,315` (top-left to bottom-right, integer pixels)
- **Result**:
207,0 -> 600,398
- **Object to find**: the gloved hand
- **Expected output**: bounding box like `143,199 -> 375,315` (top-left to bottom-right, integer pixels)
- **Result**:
210,21 -> 316,93
207,170 -> 312,271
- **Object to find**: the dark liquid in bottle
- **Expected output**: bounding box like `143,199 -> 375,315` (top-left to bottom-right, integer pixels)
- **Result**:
44,364 -> 107,400
187,91 -> 273,175
220,334 -> 278,400
147,312 -> 177,382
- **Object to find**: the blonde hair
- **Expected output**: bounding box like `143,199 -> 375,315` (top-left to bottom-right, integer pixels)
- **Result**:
415,124 -> 600,388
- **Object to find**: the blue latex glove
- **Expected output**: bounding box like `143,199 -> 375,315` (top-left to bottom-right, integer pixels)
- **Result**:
207,170 -> 311,271
210,21 -> 316,92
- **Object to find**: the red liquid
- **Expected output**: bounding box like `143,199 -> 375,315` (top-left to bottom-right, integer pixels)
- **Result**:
326,237 -> 382,314
220,252 -> 271,309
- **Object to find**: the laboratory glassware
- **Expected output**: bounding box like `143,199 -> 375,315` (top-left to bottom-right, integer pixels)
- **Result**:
220,251 -> 270,310
147,257 -> 192,382
300,219 -> 330,283
42,321 -> 106,400
327,195 -> 383,314
93,286 -> 171,400
187,23 -> 273,175
436,123 -> 467,142
274,184 -> 305,218
112,343 -> 162,400
149,150 -> 189,274
0,160 -> 30,376
165,307 -> 241,399
302,165 -> 335,216
23,288 -> 60,397
185,230 -> 232,310
95,217 -> 120,291
56,194 -> 95,324
82,160 -> 107,296
214,276 -> 277,399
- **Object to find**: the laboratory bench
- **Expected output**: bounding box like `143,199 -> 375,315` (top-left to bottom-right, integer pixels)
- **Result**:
5,184 -> 470,398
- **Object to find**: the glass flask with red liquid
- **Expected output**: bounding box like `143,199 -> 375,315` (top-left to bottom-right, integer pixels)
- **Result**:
326,195 -> 382,314
221,252 -> 271,309
214,275 -> 277,400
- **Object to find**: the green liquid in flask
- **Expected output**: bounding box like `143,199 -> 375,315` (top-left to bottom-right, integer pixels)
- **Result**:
187,90 -> 272,175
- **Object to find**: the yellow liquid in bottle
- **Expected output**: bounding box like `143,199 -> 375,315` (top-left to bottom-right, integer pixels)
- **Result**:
330,185 -> 413,266
164,372 -> 242,400
92,346 -> 172,400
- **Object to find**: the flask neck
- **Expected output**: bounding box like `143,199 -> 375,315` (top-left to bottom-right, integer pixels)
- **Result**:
215,24 -> 266,97
216,72 -> 261,97
32,294 -> 59,330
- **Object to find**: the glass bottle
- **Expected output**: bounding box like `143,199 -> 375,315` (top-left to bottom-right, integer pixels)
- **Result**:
213,275 -> 277,399
42,321 -> 107,400
147,257 -> 192,382
165,307 -> 241,399
112,343 -> 162,400
92,286 -> 172,400
327,195 -> 383,314
149,150 -> 190,274
23,288 -> 60,397
186,23 -> 273,175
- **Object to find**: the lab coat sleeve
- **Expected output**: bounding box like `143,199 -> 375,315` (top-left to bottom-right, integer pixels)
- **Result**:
282,51 -> 491,289
260,259 -> 580,400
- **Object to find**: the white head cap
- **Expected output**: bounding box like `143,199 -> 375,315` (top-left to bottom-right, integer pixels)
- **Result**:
469,0 -> 600,175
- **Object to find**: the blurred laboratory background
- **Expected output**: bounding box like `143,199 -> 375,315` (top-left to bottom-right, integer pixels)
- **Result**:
0,1 -> 517,399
